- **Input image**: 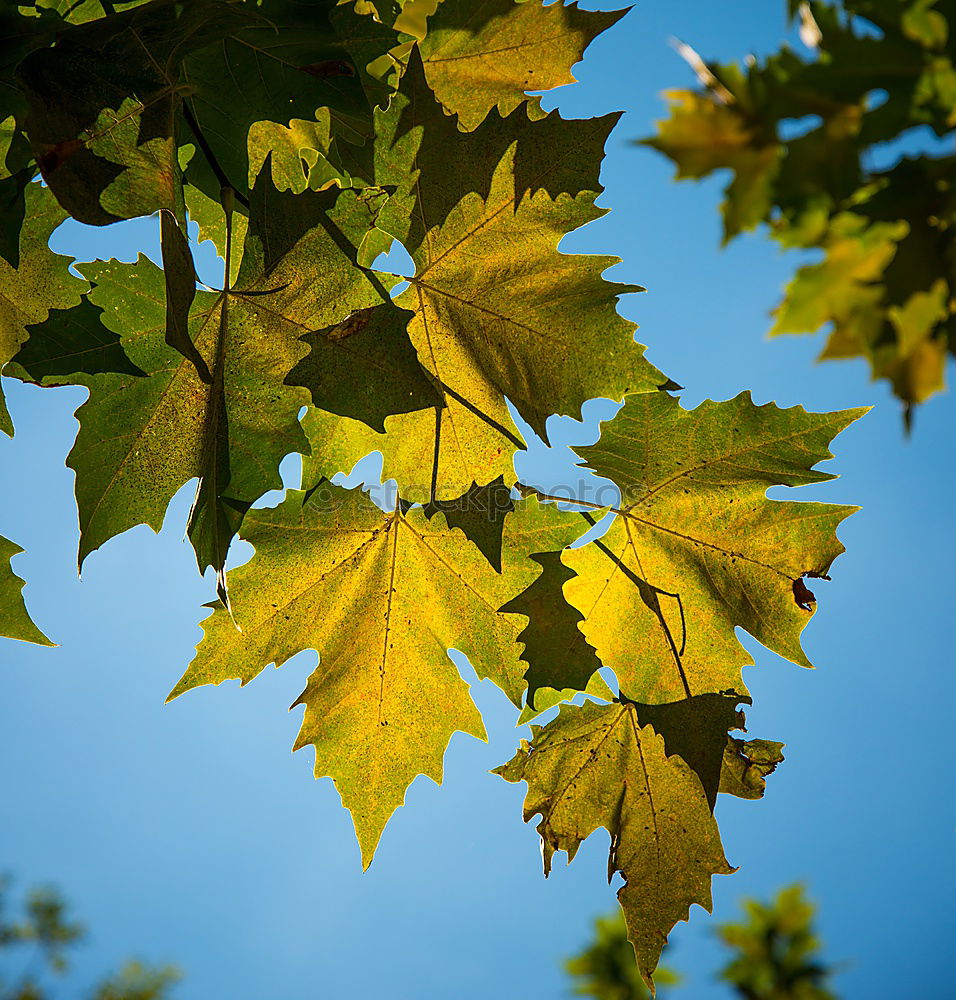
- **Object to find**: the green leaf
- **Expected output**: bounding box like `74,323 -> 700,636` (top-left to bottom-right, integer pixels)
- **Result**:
422,476 -> 515,570
159,208 -> 209,382
770,213 -> 907,341
66,170 -> 397,573
169,485 -> 583,862
499,549 -> 604,710
563,392 -> 864,704
717,884 -> 837,1000
419,0 -> 627,131
643,2 -> 956,418
12,298 -> 146,383
642,89 -> 780,241
565,908 -> 680,1000
286,301 -> 440,433
495,699 -> 734,989
23,1 -> 153,25
14,1 -> 231,224
0,182 -> 83,435
181,0 -> 396,201
0,535 -> 53,645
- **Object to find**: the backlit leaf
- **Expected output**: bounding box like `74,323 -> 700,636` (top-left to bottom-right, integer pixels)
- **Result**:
563,392 -> 864,704
0,535 -> 53,646
419,0 -> 627,131
170,486 -> 583,861
0,182 -> 83,435
496,699 -> 734,989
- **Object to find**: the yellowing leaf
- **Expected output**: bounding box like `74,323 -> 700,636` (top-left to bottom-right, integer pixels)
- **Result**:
496,699 -> 733,989
376,54 -> 663,445
301,388 -> 522,500
419,0 -> 626,131
643,6 -> 956,420
771,214 -> 907,340
0,182 -> 82,435
170,486 -> 583,862
564,392 -> 864,704
720,737 -> 785,800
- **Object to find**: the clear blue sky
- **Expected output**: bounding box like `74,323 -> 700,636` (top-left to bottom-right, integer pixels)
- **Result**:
2,2 -> 954,997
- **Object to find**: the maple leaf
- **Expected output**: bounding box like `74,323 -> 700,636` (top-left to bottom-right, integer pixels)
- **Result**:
422,476 -> 516,571
286,300 -> 440,434
0,7 -> 63,267
418,0 -> 627,131
495,699 -> 734,990
14,0 -> 244,225
12,298 -> 146,383
770,213 -> 906,343
378,53 -> 663,443
15,0 -> 397,227
304,50 -> 665,499
633,694 -> 748,810
0,182 -> 83,435
300,375 -> 524,502
54,168 -> 408,574
21,1 -> 152,25
0,535 -> 53,646
496,539 -> 617,724
563,392 -> 865,704
169,485 -> 583,863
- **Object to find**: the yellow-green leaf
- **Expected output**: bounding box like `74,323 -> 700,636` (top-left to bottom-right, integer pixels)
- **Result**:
170,485 -> 583,862
563,392 -> 864,704
419,0 -> 626,131
0,182 -> 83,435
496,699 -> 733,989
376,53 -> 663,445
0,535 -> 53,645
65,174 -> 398,572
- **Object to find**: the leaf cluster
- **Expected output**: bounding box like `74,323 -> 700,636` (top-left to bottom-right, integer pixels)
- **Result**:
644,0 -> 956,424
565,884 -> 837,1000
0,876 -> 178,1000
0,0 -> 862,990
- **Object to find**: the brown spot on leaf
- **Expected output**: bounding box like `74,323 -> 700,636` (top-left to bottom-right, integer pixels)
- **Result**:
792,577 -> 816,611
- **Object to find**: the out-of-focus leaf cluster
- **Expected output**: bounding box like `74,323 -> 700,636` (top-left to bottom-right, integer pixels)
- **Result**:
566,885 -> 837,1000
0,877 -> 179,1000
645,0 -> 956,423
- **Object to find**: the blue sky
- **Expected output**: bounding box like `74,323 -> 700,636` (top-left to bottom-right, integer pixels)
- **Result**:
2,2 -> 954,997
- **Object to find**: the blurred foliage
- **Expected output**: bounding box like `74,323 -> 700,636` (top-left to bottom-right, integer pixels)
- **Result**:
0,877 -> 179,1000
716,885 -> 838,1000
564,910 -> 679,999
644,0 -> 956,426
566,885 -> 837,999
